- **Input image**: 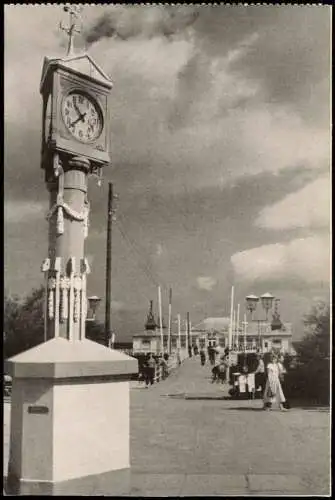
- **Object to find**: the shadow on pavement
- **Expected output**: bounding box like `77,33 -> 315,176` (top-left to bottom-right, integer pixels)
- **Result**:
288,403 -> 329,412
225,407 -> 269,411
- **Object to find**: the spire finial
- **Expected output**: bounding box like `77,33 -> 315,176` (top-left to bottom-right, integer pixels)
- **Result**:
145,300 -> 156,330
59,5 -> 83,56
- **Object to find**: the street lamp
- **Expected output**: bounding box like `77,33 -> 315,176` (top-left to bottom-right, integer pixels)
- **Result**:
86,295 -> 101,322
246,292 -> 275,352
260,292 -> 275,321
245,295 -> 259,320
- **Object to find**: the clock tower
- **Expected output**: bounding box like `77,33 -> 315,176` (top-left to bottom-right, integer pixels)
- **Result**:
5,6 -> 137,496
39,6 -> 113,341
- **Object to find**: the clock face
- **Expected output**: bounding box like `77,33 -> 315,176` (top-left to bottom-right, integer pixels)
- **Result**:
61,91 -> 103,143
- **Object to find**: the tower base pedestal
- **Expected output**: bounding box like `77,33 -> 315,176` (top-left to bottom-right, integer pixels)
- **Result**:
4,338 -> 138,496
6,467 -> 130,496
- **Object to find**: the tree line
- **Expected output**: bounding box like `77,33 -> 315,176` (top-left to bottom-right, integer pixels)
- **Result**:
3,285 -> 105,359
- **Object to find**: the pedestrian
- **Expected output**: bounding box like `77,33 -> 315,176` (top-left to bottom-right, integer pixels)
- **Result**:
209,347 -> 215,366
263,353 -> 287,411
222,354 -> 230,383
278,354 -> 290,409
212,354 -> 221,383
217,360 -> 227,384
200,349 -> 206,366
145,353 -> 156,387
254,354 -> 266,396
160,356 -> 168,380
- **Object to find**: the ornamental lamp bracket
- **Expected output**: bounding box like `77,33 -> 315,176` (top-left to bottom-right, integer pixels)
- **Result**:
86,295 -> 101,321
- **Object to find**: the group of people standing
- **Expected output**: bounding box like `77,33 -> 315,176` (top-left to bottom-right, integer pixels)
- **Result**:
242,352 -> 289,411
199,346 -> 229,383
199,347 -> 289,411
140,353 -> 169,388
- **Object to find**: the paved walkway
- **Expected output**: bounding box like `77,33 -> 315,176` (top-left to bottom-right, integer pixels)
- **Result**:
3,357 -> 330,496
130,357 -> 330,496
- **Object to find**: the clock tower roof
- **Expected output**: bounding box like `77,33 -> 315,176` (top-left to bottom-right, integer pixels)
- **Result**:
40,52 -> 113,94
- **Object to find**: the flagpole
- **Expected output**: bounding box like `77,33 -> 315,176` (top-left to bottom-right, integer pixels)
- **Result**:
237,303 -> 240,351
227,286 -> 234,382
158,285 -> 163,354
168,288 -> 172,355
190,320 -> 192,349
177,314 -> 181,349
244,313 -> 247,352
187,312 -> 191,357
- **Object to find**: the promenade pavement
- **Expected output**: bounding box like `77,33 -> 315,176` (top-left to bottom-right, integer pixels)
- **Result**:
3,356 -> 330,496
130,356 -> 330,496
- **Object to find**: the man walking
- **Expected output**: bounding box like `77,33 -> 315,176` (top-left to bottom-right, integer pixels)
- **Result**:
145,353 -> 156,387
255,354 -> 266,396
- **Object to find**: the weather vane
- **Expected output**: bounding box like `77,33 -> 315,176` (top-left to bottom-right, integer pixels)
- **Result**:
59,5 -> 83,56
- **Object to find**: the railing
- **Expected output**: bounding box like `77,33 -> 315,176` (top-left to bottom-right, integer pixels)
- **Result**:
135,350 -> 187,386
232,346 -> 260,353
118,348 -> 133,356
153,353 -> 180,383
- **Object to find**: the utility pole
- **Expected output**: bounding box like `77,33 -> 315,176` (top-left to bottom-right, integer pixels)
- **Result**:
105,182 -> 115,348
187,311 -> 191,357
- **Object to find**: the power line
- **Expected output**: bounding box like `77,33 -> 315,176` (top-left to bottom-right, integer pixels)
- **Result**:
115,222 -> 156,305
116,212 -> 169,292
115,219 -> 160,290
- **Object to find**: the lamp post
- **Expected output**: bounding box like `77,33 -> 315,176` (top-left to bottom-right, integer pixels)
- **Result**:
86,295 -> 101,322
260,293 -> 275,321
246,293 -> 275,352
245,295 -> 259,351
245,295 -> 259,320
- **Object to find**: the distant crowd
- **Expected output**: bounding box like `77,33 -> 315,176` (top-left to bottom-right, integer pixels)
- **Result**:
135,352 -> 174,388
199,345 -> 290,411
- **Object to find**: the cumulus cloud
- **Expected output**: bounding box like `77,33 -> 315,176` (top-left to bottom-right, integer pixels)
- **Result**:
84,5 -> 199,44
4,5 -> 330,201
255,175 -> 331,230
231,236 -> 330,285
4,6 -> 331,332
197,276 -> 217,291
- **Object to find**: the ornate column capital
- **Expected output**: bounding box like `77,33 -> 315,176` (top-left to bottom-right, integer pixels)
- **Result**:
68,156 -> 91,173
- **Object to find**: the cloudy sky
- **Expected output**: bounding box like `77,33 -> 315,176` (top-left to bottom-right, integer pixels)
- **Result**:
4,5 -> 331,341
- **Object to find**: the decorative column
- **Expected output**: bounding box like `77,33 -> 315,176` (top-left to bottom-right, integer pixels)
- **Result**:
43,155 -> 91,342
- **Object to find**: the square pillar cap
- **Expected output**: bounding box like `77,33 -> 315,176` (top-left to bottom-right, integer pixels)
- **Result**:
5,337 -> 137,380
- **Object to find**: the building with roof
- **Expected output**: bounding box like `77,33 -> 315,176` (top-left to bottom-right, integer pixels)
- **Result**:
192,312 -> 294,355
132,301 -> 190,355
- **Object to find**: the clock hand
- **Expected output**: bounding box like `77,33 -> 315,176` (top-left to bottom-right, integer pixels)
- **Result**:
73,101 -> 82,116
70,112 -> 87,127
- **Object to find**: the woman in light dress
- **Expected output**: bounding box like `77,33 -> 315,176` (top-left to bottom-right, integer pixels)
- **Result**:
263,353 -> 287,411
